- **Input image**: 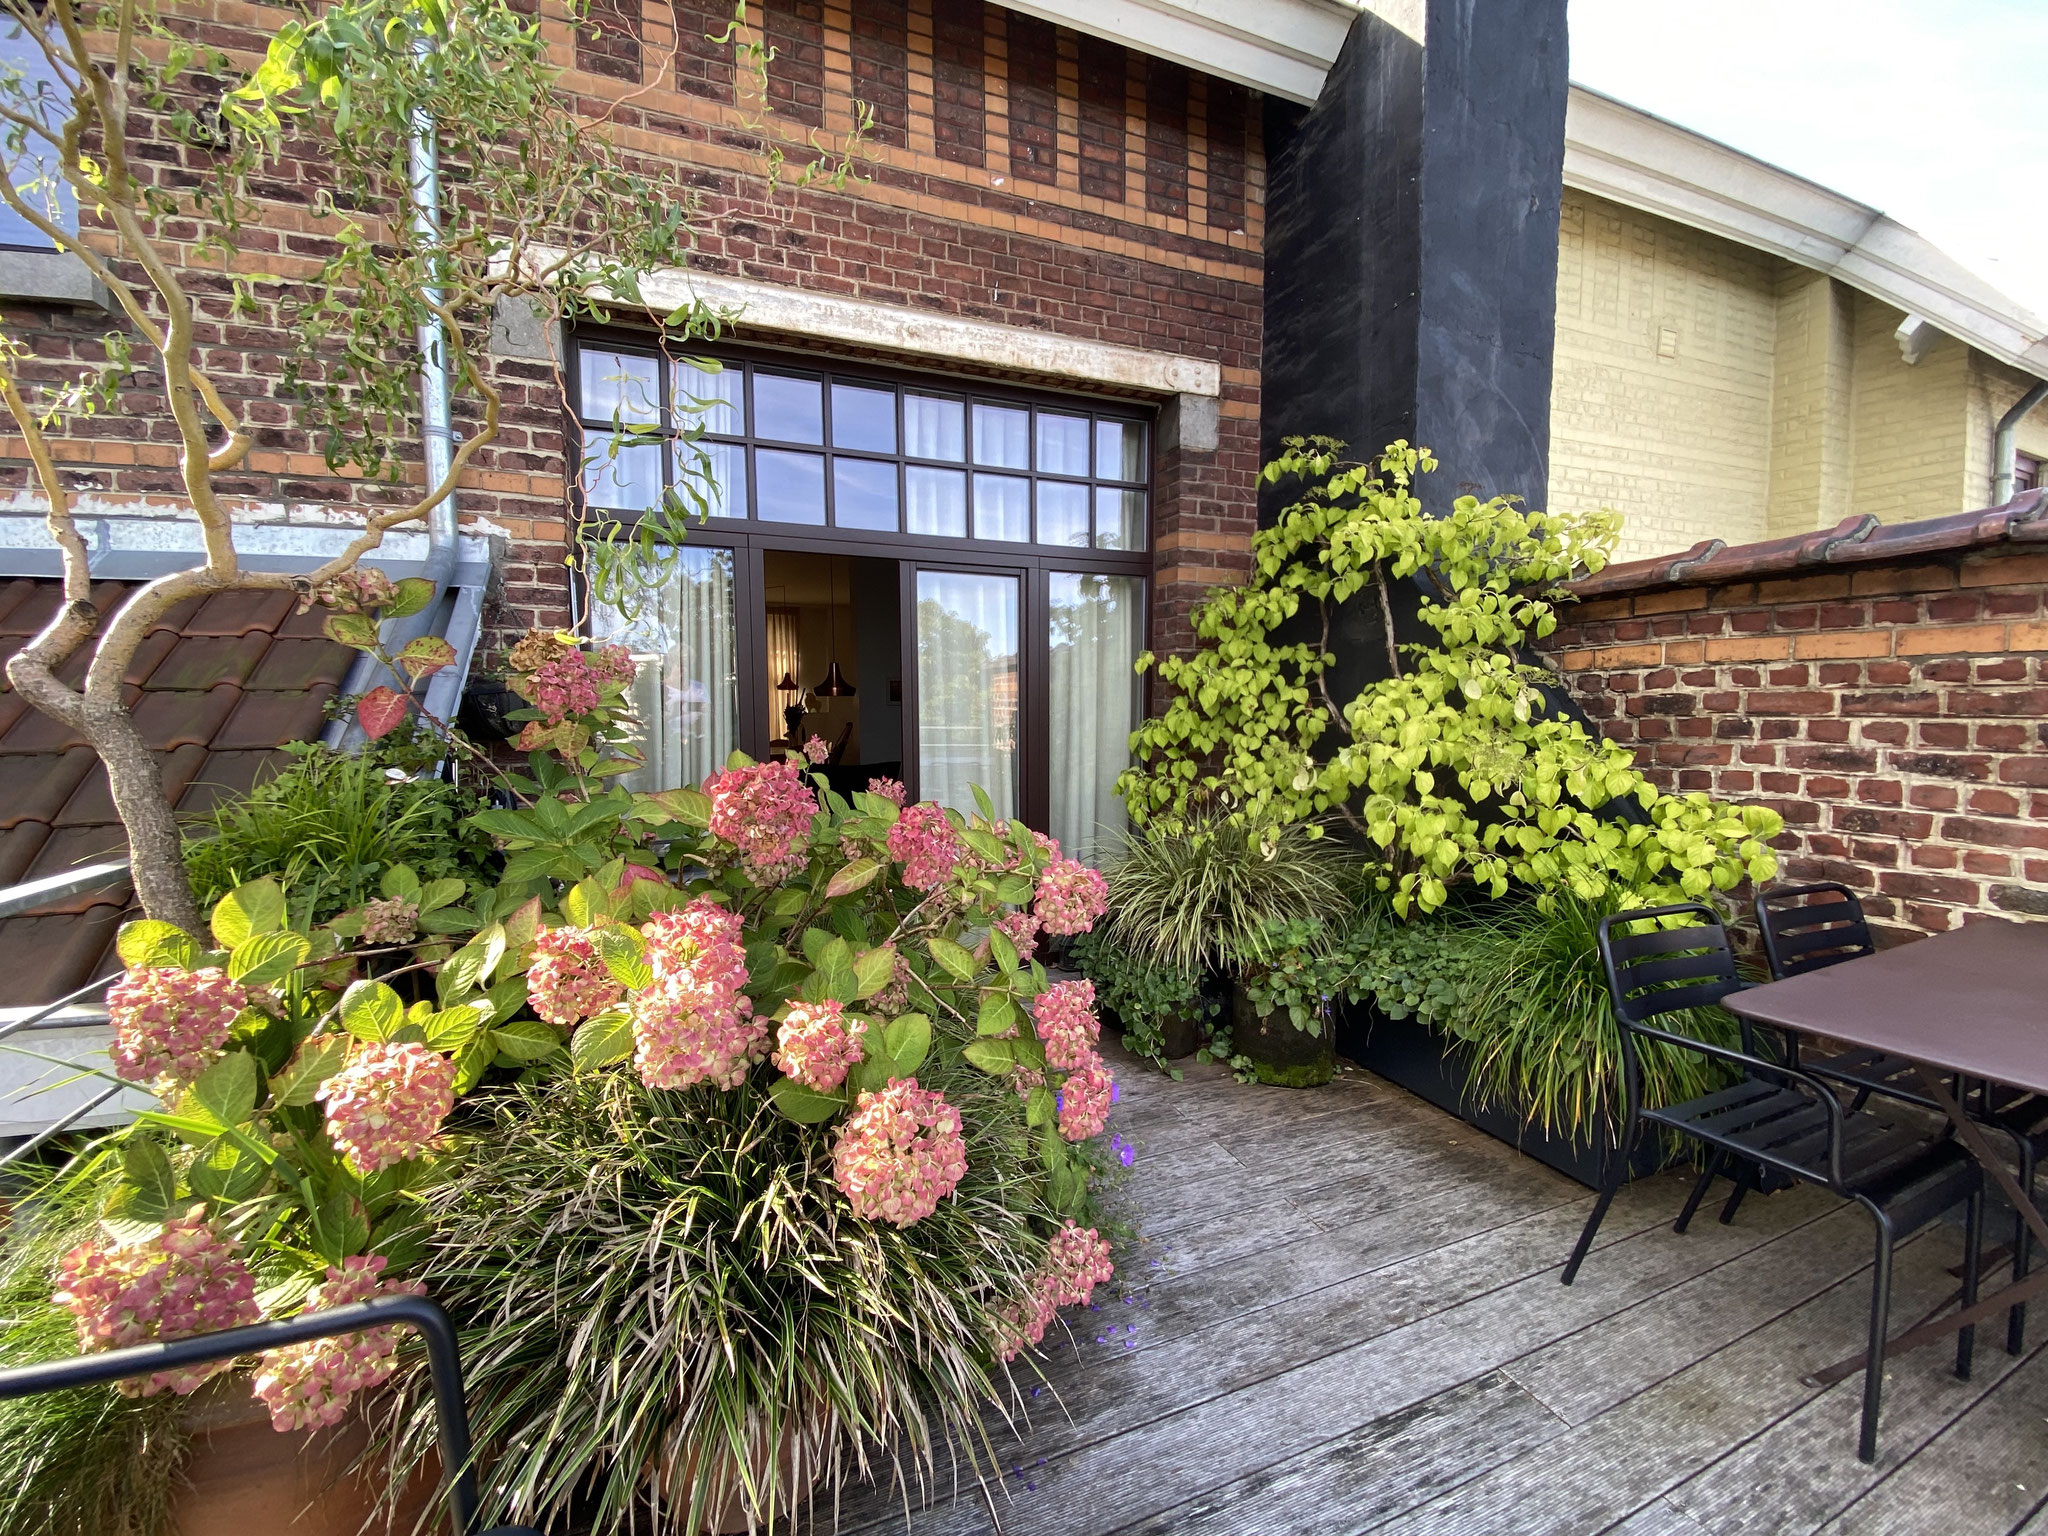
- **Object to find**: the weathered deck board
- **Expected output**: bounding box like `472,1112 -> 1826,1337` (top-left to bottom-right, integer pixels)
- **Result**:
830,1047 -> 2048,1535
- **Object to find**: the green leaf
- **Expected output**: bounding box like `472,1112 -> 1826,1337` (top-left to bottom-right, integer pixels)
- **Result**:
452,1035 -> 495,1096
962,1038 -> 1015,1074
971,783 -> 996,823
848,1055 -> 897,1096
269,1036 -> 348,1107
594,925 -> 652,990
500,895 -> 544,954
1025,1084 -> 1056,1128
852,943 -> 898,1000
379,864 -> 421,901
825,858 -> 882,898
648,786 -> 713,827
769,1076 -> 848,1123
314,1188 -> 371,1265
382,575 -> 436,620
993,873 -> 1034,906
395,634 -> 457,680
187,1135 -> 270,1202
420,1003 -> 490,1052
569,1007 -> 634,1071
117,919 -> 199,971
977,992 -> 1017,1037
227,930 -> 309,988
438,924 -> 506,1005
880,1012 -> 930,1075
815,937 -> 857,1004
490,1017 -> 563,1063
338,980 -> 405,1042
928,937 -> 977,982
191,1050 -> 258,1128
321,611 -> 383,649
989,926 -> 1019,974
416,877 -> 466,915
105,1139 -> 179,1234
210,878 -> 286,950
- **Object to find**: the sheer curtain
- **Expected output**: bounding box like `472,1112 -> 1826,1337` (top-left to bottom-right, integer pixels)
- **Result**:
1048,573 -> 1141,865
916,570 -> 1019,817
591,546 -> 737,792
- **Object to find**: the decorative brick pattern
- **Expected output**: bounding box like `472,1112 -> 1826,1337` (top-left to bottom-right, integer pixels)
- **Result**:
928,0 -> 986,166
1143,57 -> 1188,221
849,0 -> 911,147
1545,546 -> 2048,939
1076,34 -> 1128,204
575,0 -> 642,83
1005,11 -> 1060,185
761,0 -> 826,129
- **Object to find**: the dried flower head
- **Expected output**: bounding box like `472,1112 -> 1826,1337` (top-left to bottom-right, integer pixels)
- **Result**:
358,897 -> 419,946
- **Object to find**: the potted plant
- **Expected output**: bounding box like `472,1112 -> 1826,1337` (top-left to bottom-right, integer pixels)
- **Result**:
1067,930 -> 1216,1071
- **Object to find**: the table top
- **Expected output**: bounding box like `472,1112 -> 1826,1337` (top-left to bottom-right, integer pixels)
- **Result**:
1728,919 -> 2048,1096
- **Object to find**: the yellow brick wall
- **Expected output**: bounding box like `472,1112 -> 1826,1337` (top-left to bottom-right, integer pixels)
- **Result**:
1970,355 -> 2048,506
1843,292 -> 1975,522
1764,270 -> 1853,537
1547,190 -> 1780,562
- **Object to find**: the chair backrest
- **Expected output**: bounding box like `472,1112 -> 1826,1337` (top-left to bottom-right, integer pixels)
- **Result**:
1753,881 -> 1875,980
1596,903 -> 1745,1030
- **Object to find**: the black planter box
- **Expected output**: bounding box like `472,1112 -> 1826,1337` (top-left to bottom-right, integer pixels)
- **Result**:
1334,999 -> 1672,1190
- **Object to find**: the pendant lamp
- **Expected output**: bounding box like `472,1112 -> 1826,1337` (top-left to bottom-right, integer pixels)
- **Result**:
813,560 -> 856,697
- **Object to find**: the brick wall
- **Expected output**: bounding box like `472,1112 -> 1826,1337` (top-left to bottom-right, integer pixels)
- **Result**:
1544,499 -> 2048,940
0,0 -> 1266,670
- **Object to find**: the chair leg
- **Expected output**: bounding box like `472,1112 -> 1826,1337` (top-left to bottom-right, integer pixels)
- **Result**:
1859,1207 -> 1896,1465
1563,1112 -> 1641,1287
1674,1151 -> 1726,1235
1719,1162 -> 1754,1226
2009,1142 -> 2036,1357
1958,1182 -> 1984,1381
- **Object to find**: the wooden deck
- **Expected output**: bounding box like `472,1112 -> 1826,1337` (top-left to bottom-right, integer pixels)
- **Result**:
833,1043 -> 2048,1536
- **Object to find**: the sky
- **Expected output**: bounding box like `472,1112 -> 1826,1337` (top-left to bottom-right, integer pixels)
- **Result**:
1566,0 -> 2048,320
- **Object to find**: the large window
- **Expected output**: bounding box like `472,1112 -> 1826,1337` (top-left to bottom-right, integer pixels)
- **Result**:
573,346 -> 1149,551
0,20 -> 75,251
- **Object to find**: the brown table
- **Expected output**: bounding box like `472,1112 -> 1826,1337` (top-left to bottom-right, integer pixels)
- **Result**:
1729,918 -> 2048,1383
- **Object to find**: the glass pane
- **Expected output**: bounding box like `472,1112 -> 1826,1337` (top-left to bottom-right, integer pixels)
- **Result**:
917,570 -> 1019,819
1096,487 -> 1146,550
755,373 -> 824,444
1036,412 -> 1090,476
1037,481 -> 1090,547
580,432 -> 663,512
905,465 -> 967,537
973,404 -> 1029,469
757,449 -> 827,524
1048,573 -> 1142,866
1097,418 -> 1146,481
0,21 -> 73,249
832,383 -> 897,452
973,473 -> 1029,542
580,350 -> 660,425
834,458 -> 899,531
905,394 -> 965,460
675,359 -> 743,436
673,439 -> 747,519
591,546 -> 738,793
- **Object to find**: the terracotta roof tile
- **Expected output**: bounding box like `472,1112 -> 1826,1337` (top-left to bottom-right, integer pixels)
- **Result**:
276,601 -> 337,641
131,686 -> 242,752
120,627 -> 181,687
187,589 -> 297,638
54,744 -> 211,829
214,683 -> 334,751
0,907 -> 125,1007
248,637 -> 354,692
177,749 -> 293,817
0,823 -> 51,885
0,746 -> 95,831
138,632 -> 271,692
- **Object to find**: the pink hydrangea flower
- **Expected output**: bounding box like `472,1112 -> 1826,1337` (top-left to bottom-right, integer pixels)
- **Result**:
870,949 -> 914,1015
106,967 -> 248,1089
1032,979 -> 1100,1070
1046,1221 -> 1115,1306
705,757 -> 820,883
358,898 -> 419,946
1010,1064 -> 1046,1102
996,1276 -> 1058,1363
803,734 -> 831,765
319,1042 -> 457,1174
995,909 -> 1039,961
633,898 -> 764,1090
252,1255 -> 425,1433
1035,857 -> 1108,936
53,1213 -> 261,1396
1056,1050 -> 1115,1142
866,776 -> 906,806
774,998 -> 867,1091
832,1078 -> 968,1226
526,925 -> 624,1027
887,803 -> 965,891
519,643 -> 638,726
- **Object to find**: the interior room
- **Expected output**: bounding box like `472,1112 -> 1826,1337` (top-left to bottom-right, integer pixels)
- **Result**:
763,549 -> 902,796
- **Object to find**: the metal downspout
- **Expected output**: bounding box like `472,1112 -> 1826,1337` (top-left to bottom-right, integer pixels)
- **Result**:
1994,380 -> 2048,505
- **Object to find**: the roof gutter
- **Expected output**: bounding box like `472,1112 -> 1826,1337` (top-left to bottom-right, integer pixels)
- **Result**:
1995,381 -> 2048,505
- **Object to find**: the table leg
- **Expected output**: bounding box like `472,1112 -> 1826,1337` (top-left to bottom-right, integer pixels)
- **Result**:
1804,1066 -> 2048,1389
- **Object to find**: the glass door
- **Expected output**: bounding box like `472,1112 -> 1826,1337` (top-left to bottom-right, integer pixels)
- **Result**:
909,567 -> 1021,818
1046,571 -> 1144,864
589,545 -> 740,792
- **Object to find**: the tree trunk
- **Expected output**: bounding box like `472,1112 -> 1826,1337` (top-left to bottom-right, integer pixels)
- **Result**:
84,697 -> 205,937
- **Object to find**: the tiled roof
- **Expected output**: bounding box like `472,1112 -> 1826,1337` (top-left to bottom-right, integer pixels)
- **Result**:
0,580 -> 353,1007
1571,489 -> 2048,600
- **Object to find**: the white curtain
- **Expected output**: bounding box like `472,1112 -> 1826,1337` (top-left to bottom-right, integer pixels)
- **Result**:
1048,573 -> 1142,865
592,546 -> 737,792
917,570 -> 1018,818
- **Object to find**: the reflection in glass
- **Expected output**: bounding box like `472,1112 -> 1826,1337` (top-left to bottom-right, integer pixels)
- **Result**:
834,458 -> 899,531
973,404 -> 1029,469
756,449 -> 827,523
831,384 -> 897,452
973,473 -> 1029,542
580,350 -> 660,424
918,570 -> 1019,818
1048,573 -> 1142,865
905,394 -> 965,460
754,373 -> 824,444
1096,419 -> 1146,481
1095,487 -> 1145,550
674,359 -> 742,435
670,440 -> 747,519
580,432 -> 663,511
1036,412 -> 1090,475
906,465 -> 967,537
1037,481 -> 1090,547
591,546 -> 737,794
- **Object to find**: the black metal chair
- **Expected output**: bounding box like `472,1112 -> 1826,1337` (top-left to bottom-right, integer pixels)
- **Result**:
0,1295 -> 534,1536
1563,902 -> 1985,1463
1757,881 -> 2047,1356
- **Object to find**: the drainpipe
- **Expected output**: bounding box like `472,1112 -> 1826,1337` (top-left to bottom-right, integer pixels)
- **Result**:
1994,380 -> 2048,505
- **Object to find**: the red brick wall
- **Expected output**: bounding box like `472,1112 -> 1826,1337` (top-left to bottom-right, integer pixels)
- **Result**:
1545,544 -> 2048,940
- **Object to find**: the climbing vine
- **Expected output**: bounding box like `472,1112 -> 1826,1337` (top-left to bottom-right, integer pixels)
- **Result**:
1116,439 -> 1782,915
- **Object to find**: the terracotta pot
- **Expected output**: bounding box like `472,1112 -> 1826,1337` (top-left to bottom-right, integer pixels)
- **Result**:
173,1385 -> 439,1536
652,1402 -> 831,1535
1231,980 -> 1334,1088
